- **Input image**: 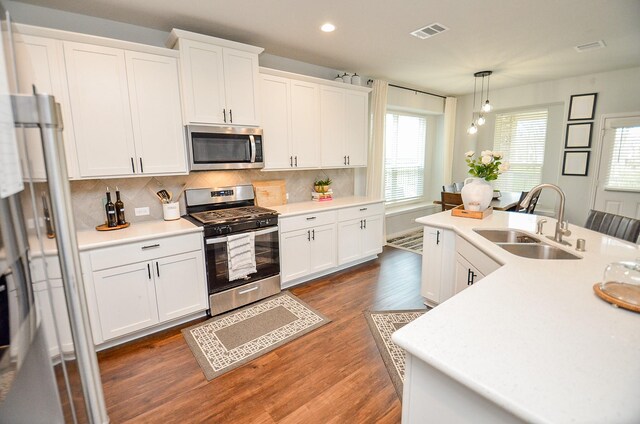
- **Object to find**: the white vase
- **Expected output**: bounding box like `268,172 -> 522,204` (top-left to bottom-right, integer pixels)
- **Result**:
461,177 -> 493,211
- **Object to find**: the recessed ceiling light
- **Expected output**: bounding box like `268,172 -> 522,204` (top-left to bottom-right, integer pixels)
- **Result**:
321,23 -> 336,33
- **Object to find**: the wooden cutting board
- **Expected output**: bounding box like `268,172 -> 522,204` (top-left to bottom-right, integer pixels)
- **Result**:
252,180 -> 287,207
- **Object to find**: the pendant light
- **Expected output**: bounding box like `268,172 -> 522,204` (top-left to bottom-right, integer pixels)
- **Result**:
477,74 -> 486,125
480,70 -> 493,112
468,70 -> 493,135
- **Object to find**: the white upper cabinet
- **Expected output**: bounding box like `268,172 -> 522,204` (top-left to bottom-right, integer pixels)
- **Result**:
8,33 -> 79,179
125,51 -> 186,174
64,41 -> 186,177
260,71 -> 320,170
168,29 -> 263,127
320,86 -> 369,168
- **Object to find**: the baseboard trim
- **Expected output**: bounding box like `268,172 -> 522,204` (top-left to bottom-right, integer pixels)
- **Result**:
281,254 -> 380,289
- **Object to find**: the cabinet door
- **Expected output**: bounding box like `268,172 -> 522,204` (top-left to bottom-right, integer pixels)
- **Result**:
421,227 -> 443,302
320,86 -> 346,167
92,262 -> 159,340
154,251 -> 207,322
454,254 -> 484,295
64,41 -> 136,177
260,74 -> 292,169
10,34 -> 79,179
125,51 -> 187,174
290,80 -> 320,168
280,229 -> 312,283
178,39 -> 226,124
223,48 -> 260,126
338,219 -> 362,265
344,90 -> 368,167
310,224 -> 337,273
361,214 -> 383,257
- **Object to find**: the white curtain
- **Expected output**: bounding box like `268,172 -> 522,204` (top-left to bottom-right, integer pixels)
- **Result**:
366,80 -> 389,199
442,96 -> 457,184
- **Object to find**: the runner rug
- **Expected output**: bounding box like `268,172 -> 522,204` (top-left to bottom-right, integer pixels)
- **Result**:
183,291 -> 330,380
364,309 -> 426,399
386,230 -> 423,254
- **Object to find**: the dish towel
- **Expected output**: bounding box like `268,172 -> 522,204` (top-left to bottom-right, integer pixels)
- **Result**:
227,232 -> 257,281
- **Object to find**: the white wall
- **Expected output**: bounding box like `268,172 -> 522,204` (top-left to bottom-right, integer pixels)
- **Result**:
452,66 -> 640,224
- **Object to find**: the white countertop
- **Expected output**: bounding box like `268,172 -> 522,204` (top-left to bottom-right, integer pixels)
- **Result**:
392,210 -> 640,424
32,218 -> 202,255
270,196 -> 383,217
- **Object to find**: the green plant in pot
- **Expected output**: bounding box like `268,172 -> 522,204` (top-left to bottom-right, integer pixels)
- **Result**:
314,177 -> 332,193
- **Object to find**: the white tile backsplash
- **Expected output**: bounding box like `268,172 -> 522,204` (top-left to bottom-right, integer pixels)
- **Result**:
70,169 -> 354,230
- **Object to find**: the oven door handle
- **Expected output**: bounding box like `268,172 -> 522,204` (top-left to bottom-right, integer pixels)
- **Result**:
249,135 -> 256,163
205,226 -> 278,244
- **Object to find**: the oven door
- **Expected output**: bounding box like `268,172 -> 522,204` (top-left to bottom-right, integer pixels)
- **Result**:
187,125 -> 264,170
204,226 -> 279,294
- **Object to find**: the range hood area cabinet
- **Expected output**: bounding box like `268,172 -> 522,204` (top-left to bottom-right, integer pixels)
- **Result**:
320,86 -> 368,168
9,24 -> 188,179
64,42 -> 187,177
167,29 -> 264,127
259,72 -> 320,169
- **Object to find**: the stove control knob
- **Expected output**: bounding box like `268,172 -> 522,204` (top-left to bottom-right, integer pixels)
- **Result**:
222,225 -> 232,234
256,220 -> 262,228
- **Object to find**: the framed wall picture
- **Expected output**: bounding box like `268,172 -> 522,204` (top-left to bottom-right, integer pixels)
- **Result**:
562,151 -> 590,176
568,93 -> 597,121
565,122 -> 593,148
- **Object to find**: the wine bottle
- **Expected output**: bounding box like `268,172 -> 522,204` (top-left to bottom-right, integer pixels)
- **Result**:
105,188 -> 117,227
115,186 -> 126,226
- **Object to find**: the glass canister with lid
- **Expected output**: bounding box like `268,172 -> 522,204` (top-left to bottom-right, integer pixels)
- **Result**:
594,259 -> 640,312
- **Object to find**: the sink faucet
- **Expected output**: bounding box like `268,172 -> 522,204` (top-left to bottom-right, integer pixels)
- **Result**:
520,183 -> 572,245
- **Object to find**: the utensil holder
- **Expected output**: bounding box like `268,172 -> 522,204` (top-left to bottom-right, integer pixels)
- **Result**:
162,202 -> 180,221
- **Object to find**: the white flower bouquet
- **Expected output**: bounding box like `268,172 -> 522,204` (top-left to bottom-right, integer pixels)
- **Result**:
464,150 -> 510,181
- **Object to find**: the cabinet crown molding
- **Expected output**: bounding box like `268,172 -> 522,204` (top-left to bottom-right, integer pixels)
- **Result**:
166,28 -> 264,54
260,67 -> 372,93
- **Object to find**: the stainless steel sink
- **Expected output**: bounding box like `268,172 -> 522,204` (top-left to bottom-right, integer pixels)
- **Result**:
498,243 -> 581,260
474,229 -> 541,244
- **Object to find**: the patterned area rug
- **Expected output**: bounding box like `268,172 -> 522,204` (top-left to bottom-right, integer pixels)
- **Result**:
183,291 -> 330,380
386,229 -> 423,254
364,309 -> 426,399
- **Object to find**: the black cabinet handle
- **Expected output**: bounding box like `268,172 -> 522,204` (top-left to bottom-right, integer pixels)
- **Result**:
147,263 -> 151,280
156,262 -> 159,277
364,219 -> 367,229
229,109 -> 233,123
139,158 -> 144,173
141,244 -> 160,250
295,156 -> 298,167
467,269 -> 476,285
359,208 -> 367,211
307,230 -> 310,241
347,155 -> 350,165
130,157 -> 135,173
360,220 -> 363,229
290,156 -> 293,167
436,230 -> 440,245
306,216 -> 316,221
344,156 -> 347,165
312,229 -> 315,240
223,108 -> 226,123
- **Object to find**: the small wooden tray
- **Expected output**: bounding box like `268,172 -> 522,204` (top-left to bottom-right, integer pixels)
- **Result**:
95,222 -> 130,231
451,205 -> 493,219
593,282 -> 640,313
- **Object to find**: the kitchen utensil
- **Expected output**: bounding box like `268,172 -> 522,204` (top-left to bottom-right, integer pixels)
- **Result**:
156,189 -> 171,203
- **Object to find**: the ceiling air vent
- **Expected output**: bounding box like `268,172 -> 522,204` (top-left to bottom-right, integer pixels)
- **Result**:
410,23 -> 449,40
574,40 -> 606,53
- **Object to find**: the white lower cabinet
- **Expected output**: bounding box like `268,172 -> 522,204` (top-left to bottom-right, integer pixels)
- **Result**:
86,233 -> 207,343
454,254 -> 484,295
34,279 -> 74,356
280,222 -> 337,283
337,214 -> 383,265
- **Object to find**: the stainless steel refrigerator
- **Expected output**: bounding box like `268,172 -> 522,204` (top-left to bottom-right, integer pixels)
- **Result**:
0,7 -> 108,423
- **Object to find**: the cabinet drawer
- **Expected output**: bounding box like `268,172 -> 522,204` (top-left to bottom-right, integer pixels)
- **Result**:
279,210 -> 337,233
89,232 -> 202,271
456,235 -> 501,277
337,202 -> 384,221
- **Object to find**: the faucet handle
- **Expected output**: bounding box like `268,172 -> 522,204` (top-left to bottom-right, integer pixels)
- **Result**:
536,219 -> 547,235
561,220 -> 572,236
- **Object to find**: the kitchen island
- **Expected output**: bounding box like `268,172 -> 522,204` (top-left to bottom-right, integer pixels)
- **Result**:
392,210 -> 640,423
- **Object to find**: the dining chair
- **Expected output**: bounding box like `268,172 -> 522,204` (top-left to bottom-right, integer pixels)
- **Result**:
584,210 -> 640,243
454,181 -> 465,192
441,192 -> 463,211
514,191 -> 540,214
442,184 -> 456,193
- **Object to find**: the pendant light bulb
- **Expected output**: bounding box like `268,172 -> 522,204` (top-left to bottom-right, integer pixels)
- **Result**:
467,122 -> 478,135
477,115 -> 486,126
482,100 -> 492,113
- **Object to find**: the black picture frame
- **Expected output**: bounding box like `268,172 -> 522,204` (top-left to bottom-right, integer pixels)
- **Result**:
565,122 -> 593,148
562,151 -> 590,176
568,93 -> 597,121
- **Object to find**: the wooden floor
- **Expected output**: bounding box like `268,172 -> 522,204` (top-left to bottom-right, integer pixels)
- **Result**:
97,247 -> 425,423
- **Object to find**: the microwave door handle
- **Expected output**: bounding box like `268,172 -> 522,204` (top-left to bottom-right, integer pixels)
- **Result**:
249,135 -> 256,163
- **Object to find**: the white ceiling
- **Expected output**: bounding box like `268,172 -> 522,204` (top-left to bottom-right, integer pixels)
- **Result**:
14,0 -> 640,95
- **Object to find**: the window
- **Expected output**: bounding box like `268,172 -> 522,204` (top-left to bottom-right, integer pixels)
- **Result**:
384,112 -> 427,204
492,109 -> 548,192
605,124 -> 640,190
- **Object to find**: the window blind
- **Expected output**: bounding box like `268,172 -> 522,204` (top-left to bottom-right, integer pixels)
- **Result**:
384,112 -> 427,203
605,125 -> 640,190
492,109 -> 548,192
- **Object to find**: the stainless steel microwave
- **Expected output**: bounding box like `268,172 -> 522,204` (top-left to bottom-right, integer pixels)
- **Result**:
186,125 -> 264,171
